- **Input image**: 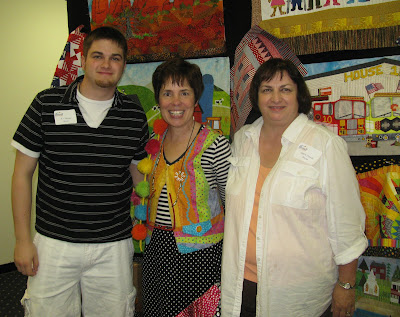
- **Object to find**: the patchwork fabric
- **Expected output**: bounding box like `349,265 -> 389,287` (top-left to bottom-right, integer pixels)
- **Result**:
230,25 -> 306,136
351,156 -> 400,258
51,25 -> 86,88
357,165 -> 400,248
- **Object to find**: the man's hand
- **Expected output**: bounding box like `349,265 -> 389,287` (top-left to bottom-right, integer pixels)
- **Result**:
14,240 -> 39,276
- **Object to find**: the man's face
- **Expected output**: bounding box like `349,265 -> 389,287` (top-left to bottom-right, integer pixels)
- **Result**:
81,39 -> 126,90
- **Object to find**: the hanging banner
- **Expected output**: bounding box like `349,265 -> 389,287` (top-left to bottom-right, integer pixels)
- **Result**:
252,0 -> 400,55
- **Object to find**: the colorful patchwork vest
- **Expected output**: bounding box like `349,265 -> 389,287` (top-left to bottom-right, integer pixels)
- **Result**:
146,126 -> 224,254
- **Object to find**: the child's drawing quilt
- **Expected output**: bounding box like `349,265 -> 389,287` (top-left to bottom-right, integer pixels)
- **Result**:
252,0 -> 400,55
304,55 -> 400,155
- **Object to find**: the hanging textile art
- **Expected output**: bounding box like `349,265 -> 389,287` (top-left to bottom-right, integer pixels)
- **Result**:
353,159 -> 400,313
251,0 -> 400,55
357,164 -> 400,249
229,25 -> 306,136
88,0 -> 226,62
304,55 -> 400,156
355,256 -> 400,312
351,156 -> 400,260
51,25 -> 86,88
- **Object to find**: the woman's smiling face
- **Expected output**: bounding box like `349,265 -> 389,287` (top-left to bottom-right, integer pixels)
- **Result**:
158,78 -> 196,130
258,71 -> 299,129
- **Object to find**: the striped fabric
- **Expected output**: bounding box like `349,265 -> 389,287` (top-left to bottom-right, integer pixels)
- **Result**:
13,76 -> 149,243
230,25 -> 307,136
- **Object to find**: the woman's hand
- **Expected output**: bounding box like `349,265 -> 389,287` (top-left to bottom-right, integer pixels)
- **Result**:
331,283 -> 355,317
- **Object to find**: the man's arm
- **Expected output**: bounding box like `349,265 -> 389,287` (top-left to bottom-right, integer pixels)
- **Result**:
12,150 -> 39,276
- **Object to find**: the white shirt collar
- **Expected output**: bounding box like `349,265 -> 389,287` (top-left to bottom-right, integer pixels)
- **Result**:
242,113 -> 309,145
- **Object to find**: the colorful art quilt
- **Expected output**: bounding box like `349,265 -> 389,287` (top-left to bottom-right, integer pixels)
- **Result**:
357,165 -> 400,249
356,256 -> 400,311
88,0 -> 226,62
351,156 -> 400,260
304,55 -> 400,155
252,0 -> 400,55
355,162 -> 400,312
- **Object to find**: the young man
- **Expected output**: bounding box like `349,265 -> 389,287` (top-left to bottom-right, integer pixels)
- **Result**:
11,26 -> 149,316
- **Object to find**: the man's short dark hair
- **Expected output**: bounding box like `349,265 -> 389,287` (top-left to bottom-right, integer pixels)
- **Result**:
83,27 -> 128,62
249,58 -> 312,115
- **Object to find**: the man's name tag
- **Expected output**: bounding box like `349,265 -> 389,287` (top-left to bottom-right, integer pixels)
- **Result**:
54,110 -> 77,125
294,143 -> 322,165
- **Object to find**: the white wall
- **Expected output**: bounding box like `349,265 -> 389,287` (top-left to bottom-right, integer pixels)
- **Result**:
0,1 -> 68,265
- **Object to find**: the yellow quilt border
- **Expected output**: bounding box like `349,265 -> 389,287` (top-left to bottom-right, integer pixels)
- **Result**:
259,1 -> 400,38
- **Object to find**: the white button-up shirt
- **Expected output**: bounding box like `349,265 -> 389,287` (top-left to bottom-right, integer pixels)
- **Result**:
221,114 -> 368,317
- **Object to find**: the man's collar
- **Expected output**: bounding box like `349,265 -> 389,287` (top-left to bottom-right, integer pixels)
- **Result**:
61,75 -> 122,107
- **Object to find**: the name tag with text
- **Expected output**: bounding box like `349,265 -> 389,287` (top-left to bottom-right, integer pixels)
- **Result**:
54,109 -> 77,125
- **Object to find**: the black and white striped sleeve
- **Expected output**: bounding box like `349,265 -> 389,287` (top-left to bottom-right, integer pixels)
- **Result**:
202,135 -> 231,207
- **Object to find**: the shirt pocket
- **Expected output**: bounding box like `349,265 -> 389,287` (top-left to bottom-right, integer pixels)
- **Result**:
226,156 -> 250,196
271,161 -> 319,209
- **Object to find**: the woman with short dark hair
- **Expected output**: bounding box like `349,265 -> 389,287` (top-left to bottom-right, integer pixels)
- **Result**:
143,57 -> 231,316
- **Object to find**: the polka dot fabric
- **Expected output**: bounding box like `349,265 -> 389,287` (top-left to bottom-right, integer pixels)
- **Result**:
177,284 -> 221,317
143,228 -> 222,316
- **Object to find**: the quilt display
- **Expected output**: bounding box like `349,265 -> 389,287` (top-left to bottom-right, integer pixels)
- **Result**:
252,0 -> 400,55
355,162 -> 400,313
88,0 -> 226,62
304,55 -> 400,156
357,164 -> 400,249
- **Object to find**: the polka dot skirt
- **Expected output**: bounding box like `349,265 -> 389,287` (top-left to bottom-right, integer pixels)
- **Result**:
143,228 -> 222,316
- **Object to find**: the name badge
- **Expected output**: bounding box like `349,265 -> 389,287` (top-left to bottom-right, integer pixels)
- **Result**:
294,143 -> 321,165
54,110 -> 77,125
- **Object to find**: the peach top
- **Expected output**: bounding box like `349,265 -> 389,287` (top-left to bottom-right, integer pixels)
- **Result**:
244,165 -> 271,282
